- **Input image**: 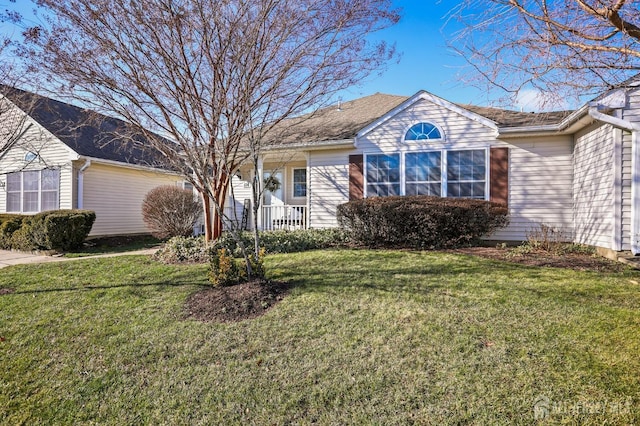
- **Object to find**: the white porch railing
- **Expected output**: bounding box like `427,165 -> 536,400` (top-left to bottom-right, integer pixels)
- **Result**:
261,205 -> 308,231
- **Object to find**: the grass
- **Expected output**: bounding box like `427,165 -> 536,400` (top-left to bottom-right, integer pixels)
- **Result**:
1,249 -> 639,424
63,235 -> 163,258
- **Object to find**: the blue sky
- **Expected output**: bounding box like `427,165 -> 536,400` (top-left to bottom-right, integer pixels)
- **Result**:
7,1 -> 531,110
341,1 -> 495,105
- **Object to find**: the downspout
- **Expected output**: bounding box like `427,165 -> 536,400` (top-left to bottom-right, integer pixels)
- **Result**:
77,159 -> 91,209
589,104 -> 640,254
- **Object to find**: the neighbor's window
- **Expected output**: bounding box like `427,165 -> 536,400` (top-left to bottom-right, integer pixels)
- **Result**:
5,169 -> 60,213
364,149 -> 487,199
366,153 -> 400,197
292,168 -> 307,197
404,122 -> 442,141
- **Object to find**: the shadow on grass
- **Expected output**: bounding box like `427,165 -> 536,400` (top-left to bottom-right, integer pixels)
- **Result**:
269,250 -> 640,309
7,281 -> 211,295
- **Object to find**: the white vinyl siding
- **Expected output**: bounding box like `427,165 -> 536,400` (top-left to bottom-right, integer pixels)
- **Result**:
573,123 -> 615,248
491,137 -> 574,241
308,149 -> 350,228
620,88 -> 640,250
81,162 -> 180,236
0,112 -> 75,213
227,175 -> 253,228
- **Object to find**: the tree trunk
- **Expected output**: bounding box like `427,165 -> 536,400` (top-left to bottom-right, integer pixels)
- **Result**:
202,193 -> 213,242
211,172 -> 230,241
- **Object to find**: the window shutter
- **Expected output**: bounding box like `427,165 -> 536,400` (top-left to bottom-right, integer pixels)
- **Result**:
490,147 -> 509,206
349,154 -> 364,200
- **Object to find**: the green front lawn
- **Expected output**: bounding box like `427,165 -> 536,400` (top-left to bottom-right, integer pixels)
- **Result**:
1,250 -> 639,424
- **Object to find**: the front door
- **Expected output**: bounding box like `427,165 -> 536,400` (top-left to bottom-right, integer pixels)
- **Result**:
263,171 -> 284,206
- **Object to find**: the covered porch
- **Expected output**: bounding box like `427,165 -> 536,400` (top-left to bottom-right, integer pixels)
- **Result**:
225,151 -> 310,232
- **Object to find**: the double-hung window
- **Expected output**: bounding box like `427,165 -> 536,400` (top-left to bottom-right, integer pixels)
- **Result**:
364,149 -> 487,199
6,169 -> 60,213
292,168 -> 307,198
405,152 -> 442,196
366,153 -> 400,197
446,150 -> 486,199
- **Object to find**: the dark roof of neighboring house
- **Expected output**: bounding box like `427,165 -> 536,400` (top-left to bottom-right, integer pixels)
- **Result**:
272,92 -> 575,145
1,86 -> 171,169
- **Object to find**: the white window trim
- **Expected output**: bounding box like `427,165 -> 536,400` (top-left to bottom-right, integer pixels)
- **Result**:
402,121 -> 446,143
363,147 -> 490,200
291,168 -> 307,199
6,169 -> 61,213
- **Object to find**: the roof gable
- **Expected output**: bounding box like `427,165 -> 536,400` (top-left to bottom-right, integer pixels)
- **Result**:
356,91 -> 499,140
1,86 -> 170,169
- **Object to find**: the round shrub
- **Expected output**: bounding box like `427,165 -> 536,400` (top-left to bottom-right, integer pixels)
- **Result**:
336,195 -> 509,249
153,236 -> 209,263
142,185 -> 203,239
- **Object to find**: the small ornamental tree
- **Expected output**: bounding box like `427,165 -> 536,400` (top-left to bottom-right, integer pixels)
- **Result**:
142,185 -> 203,239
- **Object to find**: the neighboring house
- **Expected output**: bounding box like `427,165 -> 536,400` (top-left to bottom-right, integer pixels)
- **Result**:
231,84 -> 640,256
0,87 -> 184,237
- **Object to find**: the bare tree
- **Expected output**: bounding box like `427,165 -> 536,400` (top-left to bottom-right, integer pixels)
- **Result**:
22,0 -> 399,249
447,0 -> 640,106
0,0 -> 53,170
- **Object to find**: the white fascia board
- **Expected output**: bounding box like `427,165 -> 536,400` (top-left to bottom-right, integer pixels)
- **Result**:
497,104 -> 591,138
356,91 -> 499,142
261,139 -> 355,152
78,156 -> 182,176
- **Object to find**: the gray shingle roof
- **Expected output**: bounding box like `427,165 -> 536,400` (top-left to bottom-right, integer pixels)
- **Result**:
2,86 -> 171,169
272,93 -> 409,144
460,104 -> 573,128
272,92 -> 575,145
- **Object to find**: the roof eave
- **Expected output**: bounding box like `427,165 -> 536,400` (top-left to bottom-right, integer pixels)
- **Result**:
497,104 -> 592,138
261,138 -> 355,152
77,155 -> 182,175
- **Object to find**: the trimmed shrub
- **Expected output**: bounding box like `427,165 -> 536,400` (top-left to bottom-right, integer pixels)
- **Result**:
336,195 -> 509,249
41,211 -> 96,251
155,229 -> 348,264
153,235 -> 209,263
213,229 -> 348,256
3,210 -> 96,251
142,185 -> 203,239
0,214 -> 26,249
208,247 -> 265,287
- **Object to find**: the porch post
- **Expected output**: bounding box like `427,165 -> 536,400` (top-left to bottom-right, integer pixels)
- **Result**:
612,129 -> 623,251
256,156 -> 264,231
632,131 -> 640,254
305,152 -> 310,229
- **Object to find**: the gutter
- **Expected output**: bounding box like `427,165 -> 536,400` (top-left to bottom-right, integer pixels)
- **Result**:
261,138 -> 355,152
588,103 -> 640,254
77,159 -> 91,209
497,104 -> 591,137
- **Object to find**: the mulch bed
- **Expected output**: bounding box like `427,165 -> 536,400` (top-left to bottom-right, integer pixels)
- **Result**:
449,246 -> 628,273
184,279 -> 291,323
0,288 -> 14,295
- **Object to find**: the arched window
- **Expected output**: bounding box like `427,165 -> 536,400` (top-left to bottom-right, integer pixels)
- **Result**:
404,122 -> 442,141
